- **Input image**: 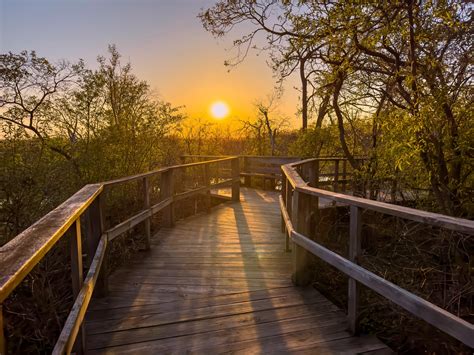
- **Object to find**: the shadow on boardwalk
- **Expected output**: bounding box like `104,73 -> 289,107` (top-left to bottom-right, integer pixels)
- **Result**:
84,188 -> 390,354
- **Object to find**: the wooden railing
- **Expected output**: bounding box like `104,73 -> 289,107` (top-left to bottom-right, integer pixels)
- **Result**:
181,155 -> 363,190
280,158 -> 474,348
0,157 -> 240,355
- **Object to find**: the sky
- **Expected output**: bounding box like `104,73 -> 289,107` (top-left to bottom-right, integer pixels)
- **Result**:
0,0 -> 300,124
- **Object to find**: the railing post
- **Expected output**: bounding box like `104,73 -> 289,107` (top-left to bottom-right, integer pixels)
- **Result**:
0,304 -> 5,355
243,156 -> 251,187
342,160 -> 347,192
231,157 -> 240,201
161,168 -> 175,227
314,159 -> 320,188
69,220 -> 85,354
348,205 -> 362,334
281,175 -> 287,234
142,177 -> 151,250
308,160 -> 320,237
285,181 -> 293,252
204,163 -> 211,213
291,189 -> 311,286
333,159 -> 340,192
85,195 -> 108,297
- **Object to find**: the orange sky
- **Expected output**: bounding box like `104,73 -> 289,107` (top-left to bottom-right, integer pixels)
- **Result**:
1,0 -> 301,125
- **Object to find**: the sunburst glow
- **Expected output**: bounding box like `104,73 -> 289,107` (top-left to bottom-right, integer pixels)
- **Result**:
210,101 -> 230,119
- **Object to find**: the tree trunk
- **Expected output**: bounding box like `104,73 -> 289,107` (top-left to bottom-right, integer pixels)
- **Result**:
300,57 -> 308,130
332,71 -> 359,170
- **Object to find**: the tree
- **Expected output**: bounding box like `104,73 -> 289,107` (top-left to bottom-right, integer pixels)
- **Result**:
0,51 -> 83,173
199,1 -> 325,130
201,0 -> 473,215
241,93 -> 288,156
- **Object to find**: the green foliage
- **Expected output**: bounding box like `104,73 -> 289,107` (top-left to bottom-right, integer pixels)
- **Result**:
200,0 -> 473,216
0,46 -> 187,353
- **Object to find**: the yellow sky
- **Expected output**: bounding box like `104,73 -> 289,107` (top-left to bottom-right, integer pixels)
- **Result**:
2,0 -> 301,126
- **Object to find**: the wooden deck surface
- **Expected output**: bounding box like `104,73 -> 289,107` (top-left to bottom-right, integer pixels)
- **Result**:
85,188 -> 390,354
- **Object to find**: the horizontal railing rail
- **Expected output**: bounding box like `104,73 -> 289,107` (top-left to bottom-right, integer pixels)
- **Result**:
280,158 -> 474,348
0,156 -> 240,355
181,155 -> 365,191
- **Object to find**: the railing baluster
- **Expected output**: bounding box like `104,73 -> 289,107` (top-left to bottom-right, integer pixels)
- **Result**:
285,182 -> 292,252
291,190 -> 311,286
85,196 -> 107,296
204,163 -> 211,213
142,177 -> 151,250
243,156 -> 251,187
70,219 -> 85,354
308,160 -> 320,237
161,169 -> 175,227
314,159 -> 320,188
231,157 -> 240,201
342,159 -> 347,192
281,175 -> 287,234
348,205 -> 362,334
333,159 -> 340,192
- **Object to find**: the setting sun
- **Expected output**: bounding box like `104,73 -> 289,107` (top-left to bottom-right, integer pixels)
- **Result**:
210,101 -> 230,119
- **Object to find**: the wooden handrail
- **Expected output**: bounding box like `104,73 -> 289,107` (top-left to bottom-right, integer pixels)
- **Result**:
284,158 -> 474,234
181,155 -> 360,190
0,184 -> 103,303
0,156 -> 240,354
182,154 -> 367,160
280,158 -> 474,347
103,156 -> 236,187
52,234 -> 107,354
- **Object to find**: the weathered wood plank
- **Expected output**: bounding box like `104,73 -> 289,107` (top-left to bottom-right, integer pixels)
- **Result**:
88,310 -> 345,352
69,220 -> 85,354
0,184 -> 102,302
85,187 -> 389,354
142,177 -> 151,250
291,230 -> 474,347
102,156 -> 236,187
86,287 -> 312,319
86,292 -> 329,335
300,185 -> 474,234
348,205 -> 362,335
53,235 -> 107,354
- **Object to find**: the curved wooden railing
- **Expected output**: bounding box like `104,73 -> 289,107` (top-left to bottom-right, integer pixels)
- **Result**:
3,154 -> 472,352
182,155 -> 365,191
279,158 -> 474,348
0,157 -> 240,355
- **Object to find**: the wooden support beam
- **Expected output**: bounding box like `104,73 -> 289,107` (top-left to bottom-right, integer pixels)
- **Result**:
231,158 -> 240,202
69,220 -> 85,354
204,164 -> 211,213
348,205 -> 362,335
285,180 -> 293,252
142,177 -> 151,250
53,236 -> 107,355
85,196 -> 108,297
0,184 -> 102,303
290,190 -> 311,286
243,156 -> 251,187
308,160 -> 320,236
281,175 -> 287,234
161,169 -> 175,227
333,159 -> 340,192
290,229 -> 474,348
342,160 -> 347,192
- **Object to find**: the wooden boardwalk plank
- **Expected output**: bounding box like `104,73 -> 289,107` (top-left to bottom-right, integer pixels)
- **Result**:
86,188 -> 390,354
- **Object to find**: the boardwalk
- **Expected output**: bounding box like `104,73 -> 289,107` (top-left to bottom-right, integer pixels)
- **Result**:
85,188 -> 389,354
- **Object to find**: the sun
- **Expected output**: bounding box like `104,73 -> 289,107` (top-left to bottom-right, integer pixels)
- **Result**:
210,101 -> 230,119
